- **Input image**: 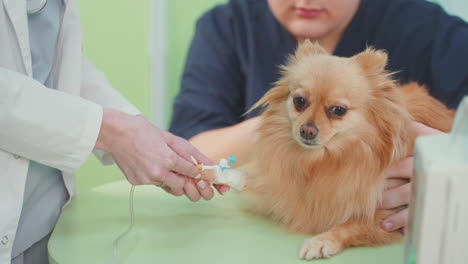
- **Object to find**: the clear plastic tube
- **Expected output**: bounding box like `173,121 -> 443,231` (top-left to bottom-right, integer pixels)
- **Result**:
113,185 -> 135,264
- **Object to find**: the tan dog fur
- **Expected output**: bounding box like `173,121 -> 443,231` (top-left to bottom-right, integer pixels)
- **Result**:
242,40 -> 454,260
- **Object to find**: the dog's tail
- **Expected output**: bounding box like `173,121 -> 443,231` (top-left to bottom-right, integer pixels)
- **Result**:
401,82 -> 455,133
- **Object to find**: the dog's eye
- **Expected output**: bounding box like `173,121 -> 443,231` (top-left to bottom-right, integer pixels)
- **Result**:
293,97 -> 308,111
328,106 -> 347,117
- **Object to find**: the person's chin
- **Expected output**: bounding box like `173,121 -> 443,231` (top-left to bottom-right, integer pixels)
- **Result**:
289,22 -> 329,41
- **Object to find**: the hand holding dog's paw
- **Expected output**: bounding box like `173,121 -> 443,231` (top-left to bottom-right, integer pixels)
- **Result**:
299,234 -> 343,260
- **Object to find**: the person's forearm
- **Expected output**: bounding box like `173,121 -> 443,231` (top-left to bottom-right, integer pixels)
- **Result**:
189,118 -> 259,165
95,109 -> 134,153
95,109 -> 119,152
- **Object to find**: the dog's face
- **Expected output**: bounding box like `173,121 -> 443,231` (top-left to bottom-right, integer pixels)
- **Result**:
256,40 -> 391,149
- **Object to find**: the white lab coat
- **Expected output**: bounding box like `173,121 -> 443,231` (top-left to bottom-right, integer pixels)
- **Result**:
0,0 -> 140,262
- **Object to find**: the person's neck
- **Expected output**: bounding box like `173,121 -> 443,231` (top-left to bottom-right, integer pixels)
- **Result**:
296,23 -> 348,54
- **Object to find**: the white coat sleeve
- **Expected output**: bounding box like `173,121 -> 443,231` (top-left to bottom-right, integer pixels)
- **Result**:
0,67 -> 103,173
80,57 -> 142,165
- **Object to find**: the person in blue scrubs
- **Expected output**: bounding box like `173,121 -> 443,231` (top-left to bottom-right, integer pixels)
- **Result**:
169,0 -> 468,235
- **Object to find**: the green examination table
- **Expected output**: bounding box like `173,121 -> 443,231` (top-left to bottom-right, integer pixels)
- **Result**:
48,180 -> 403,263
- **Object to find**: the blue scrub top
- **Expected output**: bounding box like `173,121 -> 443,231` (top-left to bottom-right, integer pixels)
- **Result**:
169,0 -> 468,140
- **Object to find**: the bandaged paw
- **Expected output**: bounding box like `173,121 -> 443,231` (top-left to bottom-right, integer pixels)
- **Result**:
191,156 -> 246,191
212,168 -> 245,191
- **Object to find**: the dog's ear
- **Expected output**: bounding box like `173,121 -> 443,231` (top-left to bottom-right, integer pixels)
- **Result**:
245,82 -> 289,115
295,39 -> 327,59
353,48 -> 388,77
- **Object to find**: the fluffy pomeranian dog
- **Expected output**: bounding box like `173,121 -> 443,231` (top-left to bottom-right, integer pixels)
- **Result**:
242,40 -> 454,260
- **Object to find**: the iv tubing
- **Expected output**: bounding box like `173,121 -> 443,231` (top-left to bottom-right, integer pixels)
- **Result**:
113,185 -> 136,263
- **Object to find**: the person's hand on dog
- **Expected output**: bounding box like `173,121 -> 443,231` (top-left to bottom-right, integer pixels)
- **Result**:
95,109 -> 229,200
190,116 -> 262,164
380,122 -> 443,233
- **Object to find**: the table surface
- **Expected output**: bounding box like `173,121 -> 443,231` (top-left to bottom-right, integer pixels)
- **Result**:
48,180 -> 404,264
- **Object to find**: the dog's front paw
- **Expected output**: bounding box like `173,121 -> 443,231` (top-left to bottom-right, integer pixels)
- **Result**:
299,234 -> 343,260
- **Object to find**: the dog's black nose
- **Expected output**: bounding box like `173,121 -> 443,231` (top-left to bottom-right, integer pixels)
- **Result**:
300,123 -> 319,140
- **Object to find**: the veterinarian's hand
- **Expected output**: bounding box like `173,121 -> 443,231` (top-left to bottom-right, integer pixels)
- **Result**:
162,132 -> 230,201
95,109 -> 229,199
380,122 -> 443,233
